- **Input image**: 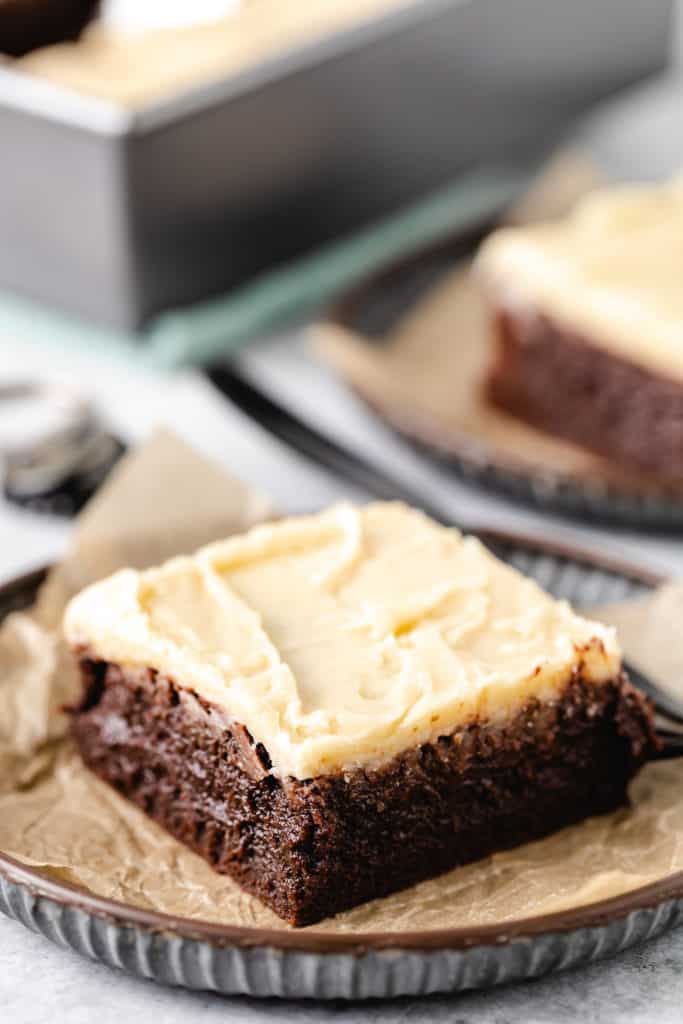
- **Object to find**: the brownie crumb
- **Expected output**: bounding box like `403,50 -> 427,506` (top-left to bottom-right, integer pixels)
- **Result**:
69,661 -> 657,926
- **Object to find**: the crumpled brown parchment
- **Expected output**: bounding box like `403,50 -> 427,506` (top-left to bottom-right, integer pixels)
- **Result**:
1,430 -> 682,934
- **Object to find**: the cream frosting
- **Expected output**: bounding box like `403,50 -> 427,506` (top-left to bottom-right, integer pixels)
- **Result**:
476,178 -> 683,382
17,0 -> 406,108
64,503 -> 621,779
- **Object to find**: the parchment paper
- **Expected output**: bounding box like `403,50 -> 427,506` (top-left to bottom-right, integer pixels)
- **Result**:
1,431 -> 682,933
314,155 -> 682,498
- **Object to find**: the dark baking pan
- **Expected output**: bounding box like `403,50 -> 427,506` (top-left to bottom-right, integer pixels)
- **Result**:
0,0 -> 673,331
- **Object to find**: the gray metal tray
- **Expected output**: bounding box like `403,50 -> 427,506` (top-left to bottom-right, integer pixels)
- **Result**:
2,545 -> 681,1001
0,0 -> 672,331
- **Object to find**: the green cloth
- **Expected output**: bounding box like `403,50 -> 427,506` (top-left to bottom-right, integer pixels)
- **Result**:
0,165 -> 528,369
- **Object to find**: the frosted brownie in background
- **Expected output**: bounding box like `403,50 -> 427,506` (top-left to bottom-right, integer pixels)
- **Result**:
64,503 -> 656,926
477,179 -> 683,484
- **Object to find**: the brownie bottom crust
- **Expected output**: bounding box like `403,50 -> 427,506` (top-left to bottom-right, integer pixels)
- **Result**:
70,660 -> 656,927
488,308 -> 683,483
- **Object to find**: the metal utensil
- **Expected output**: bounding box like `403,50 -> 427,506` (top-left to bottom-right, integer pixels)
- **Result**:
0,381 -> 125,516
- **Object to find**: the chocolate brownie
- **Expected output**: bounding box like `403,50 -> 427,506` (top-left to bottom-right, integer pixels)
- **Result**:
64,503 -> 657,925
70,660 -> 655,926
488,309 -> 683,482
477,179 -> 683,483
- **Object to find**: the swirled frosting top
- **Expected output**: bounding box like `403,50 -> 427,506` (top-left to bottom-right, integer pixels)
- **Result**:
64,503 -> 621,779
477,178 -> 683,381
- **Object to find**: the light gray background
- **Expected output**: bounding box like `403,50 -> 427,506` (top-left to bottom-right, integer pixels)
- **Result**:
2,14 -> 683,1022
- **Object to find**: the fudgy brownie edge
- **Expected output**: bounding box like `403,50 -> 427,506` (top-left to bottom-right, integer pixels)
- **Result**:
488,308 -> 683,483
69,659 -> 657,927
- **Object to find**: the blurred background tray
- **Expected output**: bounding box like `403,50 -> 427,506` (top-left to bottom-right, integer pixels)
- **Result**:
0,0 -> 673,332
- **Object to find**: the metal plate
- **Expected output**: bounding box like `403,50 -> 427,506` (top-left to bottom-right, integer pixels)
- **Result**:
1,544 -> 681,1000
386,415 -> 683,532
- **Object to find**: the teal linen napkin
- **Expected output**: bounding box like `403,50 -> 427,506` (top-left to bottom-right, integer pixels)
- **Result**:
0,165 -> 528,369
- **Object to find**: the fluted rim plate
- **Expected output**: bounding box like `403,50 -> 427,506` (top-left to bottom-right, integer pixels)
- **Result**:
1,550 -> 681,999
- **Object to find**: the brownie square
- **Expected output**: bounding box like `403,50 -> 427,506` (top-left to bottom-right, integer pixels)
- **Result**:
65,504 -> 657,925
477,180 -> 683,482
